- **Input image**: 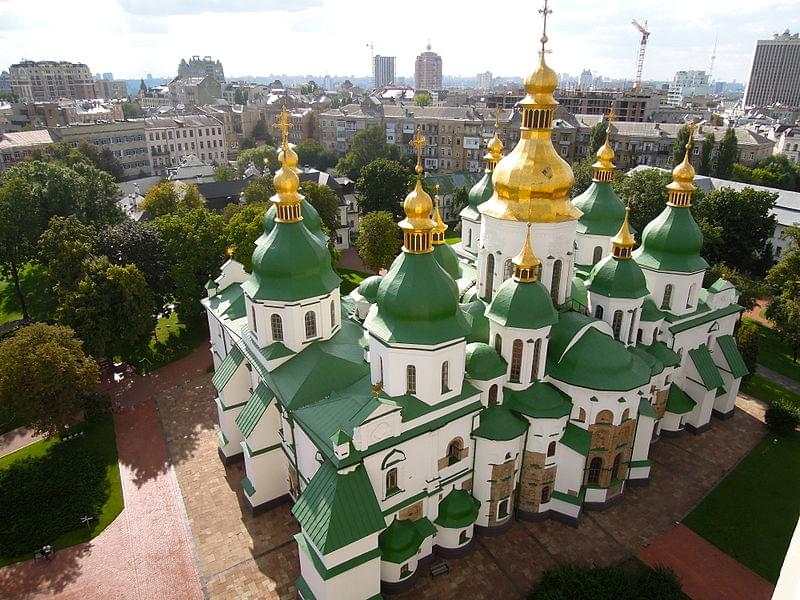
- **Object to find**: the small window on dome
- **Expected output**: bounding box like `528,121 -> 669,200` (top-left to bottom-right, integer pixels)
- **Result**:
270,314 -> 283,341
304,311 -> 317,339
662,284 -> 673,310
504,259 -> 513,280
612,310 -> 624,341
595,305 -> 604,320
510,339 -> 523,383
406,365 -> 416,394
592,246 -> 603,265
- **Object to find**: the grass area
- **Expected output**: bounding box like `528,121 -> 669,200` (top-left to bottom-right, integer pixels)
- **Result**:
0,413 -> 123,566
742,374 -> 800,410
743,317 -> 800,382
338,268 -> 369,295
0,264 -> 58,327
137,311 -> 208,374
683,431 -> 800,583
445,229 -> 461,245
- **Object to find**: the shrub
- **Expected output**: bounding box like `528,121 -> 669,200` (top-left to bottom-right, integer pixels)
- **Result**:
765,399 -> 800,435
83,392 -> 112,420
530,562 -> 685,600
735,321 -> 760,380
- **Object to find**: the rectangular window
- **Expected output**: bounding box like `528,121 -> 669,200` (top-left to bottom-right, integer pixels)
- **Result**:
498,497 -> 510,519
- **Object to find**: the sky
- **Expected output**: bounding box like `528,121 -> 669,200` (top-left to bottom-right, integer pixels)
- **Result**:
0,0 -> 797,82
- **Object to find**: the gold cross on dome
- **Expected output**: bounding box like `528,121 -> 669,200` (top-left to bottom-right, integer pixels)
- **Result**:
607,110 -> 616,123
538,0 -> 552,55
411,126 -> 426,173
494,106 -> 501,128
273,108 -> 293,147
686,120 -> 698,150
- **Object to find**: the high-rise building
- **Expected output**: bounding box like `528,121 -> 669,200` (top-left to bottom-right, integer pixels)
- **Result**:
476,71 -> 493,90
667,70 -> 710,106
373,55 -> 396,89
178,56 -> 226,83
578,69 -> 593,90
744,30 -> 800,108
414,43 -> 443,90
102,72 -> 114,81
9,60 -> 95,101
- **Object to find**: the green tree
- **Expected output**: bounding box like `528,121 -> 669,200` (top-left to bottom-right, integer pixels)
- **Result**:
588,121 -> 607,156
141,181 -> 204,217
715,127 -> 738,179
38,216 -> 96,295
612,168 -> 673,235
0,178 -> 40,319
154,208 -> 227,319
735,320 -> 760,380
673,125 -> 691,166
121,101 -> 143,119
699,132 -> 715,176
356,211 -> 401,272
236,144 -> 279,175
224,203 -> 266,272
295,140 -> 338,171
357,158 -> 412,218
570,157 -> 595,199
213,163 -> 237,181
0,323 -> 99,436
242,175 -> 275,204
414,91 -> 432,107
451,187 -> 469,216
765,227 -> 800,362
233,88 -> 248,105
335,126 -> 402,180
301,181 -> 340,233
251,119 -> 274,145
58,257 -> 156,361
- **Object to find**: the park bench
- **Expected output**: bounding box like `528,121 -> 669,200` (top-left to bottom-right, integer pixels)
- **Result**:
430,561 -> 449,577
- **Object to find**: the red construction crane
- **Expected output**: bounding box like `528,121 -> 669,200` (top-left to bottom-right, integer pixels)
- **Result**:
631,19 -> 650,89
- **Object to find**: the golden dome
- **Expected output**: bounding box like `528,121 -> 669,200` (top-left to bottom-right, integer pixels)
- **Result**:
270,108 -> 303,222
431,186 -> 448,245
524,53 -> 559,98
279,144 -> 299,172
666,123 -> 698,203
611,207 -> 635,259
399,127 -> 436,253
591,117 -> 616,180
513,223 -> 542,282
487,133 -> 504,157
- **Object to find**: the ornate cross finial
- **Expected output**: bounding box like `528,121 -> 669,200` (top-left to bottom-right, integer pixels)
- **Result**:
494,106 -> 501,128
273,107 -> 293,149
687,120 -> 698,150
411,126 -> 426,174
607,110 -> 616,123
538,0 -> 553,56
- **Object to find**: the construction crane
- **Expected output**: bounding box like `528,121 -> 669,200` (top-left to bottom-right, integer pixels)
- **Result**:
366,42 -> 374,85
631,19 -> 650,89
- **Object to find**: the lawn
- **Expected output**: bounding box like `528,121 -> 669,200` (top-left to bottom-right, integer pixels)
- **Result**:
338,268 -> 369,295
445,229 -> 461,245
137,311 -> 209,374
0,413 -> 123,566
743,317 -> 800,382
742,374 -> 800,410
683,431 -> 800,583
0,264 -> 58,327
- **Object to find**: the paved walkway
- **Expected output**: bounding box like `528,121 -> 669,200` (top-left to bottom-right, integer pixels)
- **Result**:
757,364 -> 800,395
639,524 -> 774,600
0,358 -> 203,600
0,426 -> 43,458
337,248 -> 375,274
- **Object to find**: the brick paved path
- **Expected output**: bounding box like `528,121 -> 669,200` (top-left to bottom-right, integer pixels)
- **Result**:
0,426 -> 43,458
153,346 -> 767,600
0,359 -> 203,600
639,524 -> 774,600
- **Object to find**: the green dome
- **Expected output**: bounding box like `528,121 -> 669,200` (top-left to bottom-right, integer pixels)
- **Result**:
461,171 -> 493,221
461,286 -> 479,303
356,275 -> 383,302
379,519 -> 423,564
461,301 -> 490,343
505,382 -> 572,419
465,342 -> 507,380
263,198 -> 326,242
633,205 -> 708,273
433,243 -> 462,280
434,489 -> 480,529
242,220 -> 340,302
364,251 -> 470,345
486,278 -> 558,330
473,405 -> 528,441
586,256 -> 649,299
572,181 -> 625,236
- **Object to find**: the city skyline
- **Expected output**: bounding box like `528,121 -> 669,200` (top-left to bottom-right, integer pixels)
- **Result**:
0,0 -> 797,84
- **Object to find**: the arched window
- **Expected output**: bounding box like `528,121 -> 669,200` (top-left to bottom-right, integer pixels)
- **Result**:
661,284 -> 673,310
534,263 -> 543,281
578,408 -> 586,422
304,311 -> 317,338
652,329 -> 658,344
379,356 -> 384,383
510,339 -> 523,383
531,339 -> 542,381
484,254 -> 495,301
447,438 -> 463,465
547,441 -> 556,457
637,329 -> 643,343
592,246 -> 603,265
504,259 -> 513,280
467,228 -> 472,248
622,408 -> 630,421
270,314 -> 283,341
406,365 -> 416,394
686,283 -> 696,308
494,333 -> 502,354
386,468 -> 399,494
596,410 -> 614,424
488,384 -> 498,405
441,361 -> 449,393
587,457 -> 603,485
611,453 -> 623,481
612,310 -> 624,341
550,259 -> 562,303
541,486 -> 551,503
595,305 -> 604,320
330,301 -> 336,328
251,306 -> 258,332
628,310 -> 637,344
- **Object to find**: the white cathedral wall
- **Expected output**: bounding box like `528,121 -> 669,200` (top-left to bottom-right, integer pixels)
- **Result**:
242,445 -> 287,508
460,217 -> 480,257
299,534 -> 381,600
551,445 -> 585,518
630,413 -> 655,480
216,362 -> 252,458
524,415 -> 569,456
294,425 -> 323,488
473,436 -> 524,528
488,322 -> 551,388
381,556 -> 419,584
549,380 -> 643,427
575,232 -> 612,267
586,294 -> 643,347
679,377 -> 716,429
668,313 -> 738,358
640,268 -> 705,317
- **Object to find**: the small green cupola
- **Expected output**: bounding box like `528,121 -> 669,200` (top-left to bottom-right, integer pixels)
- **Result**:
633,126 -> 708,274
461,114 -> 504,221
242,109 -> 340,303
262,197 -> 326,243
431,187 -> 461,280
586,208 -> 648,299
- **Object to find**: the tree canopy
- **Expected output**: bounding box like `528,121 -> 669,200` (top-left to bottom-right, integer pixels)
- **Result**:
673,125 -> 691,166
301,181 -> 340,233
356,158 -> 412,218
335,126 -> 404,180
213,163 -> 237,182
731,153 -> 800,192
242,175 -> 275,204
140,181 -> 204,217
715,127 -> 738,179
236,144 -> 279,175
612,168 -> 674,236
356,211 -> 401,272
699,132 -> 715,176
0,323 -> 99,436
766,227 -> 800,362
224,202 -> 266,272
588,121 -> 607,156
121,101 -> 143,119
39,216 -> 96,296
414,92 -> 432,107
295,141 -> 338,171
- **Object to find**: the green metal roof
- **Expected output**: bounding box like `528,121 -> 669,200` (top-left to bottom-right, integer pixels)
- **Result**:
486,278 -> 558,330
292,461 -> 385,554
668,303 -> 744,334
688,345 -> 725,390
379,519 -> 423,564
211,345 -> 245,392
235,382 -> 273,438
365,251 -> 470,346
464,170 -> 493,220
639,397 -> 657,418
628,345 -> 664,376
640,297 -> 665,322
472,405 -> 528,441
504,382 -> 572,419
716,334 -> 749,378
356,275 -> 383,302
560,422 -> 591,456
434,489 -> 480,529
261,341 -> 295,362
461,301 -> 490,344
633,205 -> 708,274
709,277 -> 734,293
586,256 -> 649,299
263,198 -> 326,242
206,283 -> 246,320
205,278 -> 219,289
414,517 -> 436,539
571,276 -> 588,310
433,243 -> 462,280
381,379 -> 482,423
642,341 -> 681,367
666,383 -> 695,414
572,181 -> 626,236
464,342 -> 507,380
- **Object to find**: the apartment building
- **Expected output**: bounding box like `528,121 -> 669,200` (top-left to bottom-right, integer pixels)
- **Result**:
0,130 -> 55,172
554,89 -> 662,122
93,79 -> 129,100
168,75 -> 222,107
414,43 -> 443,90
144,114 -> 226,176
744,30 -> 800,108
1,100 -> 123,131
768,125 -> 800,164
667,71 -> 710,107
373,56 -> 396,89
178,56 -> 225,83
318,101 -> 383,154
50,121 -> 150,178
268,107 -> 314,145
10,61 -> 95,101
